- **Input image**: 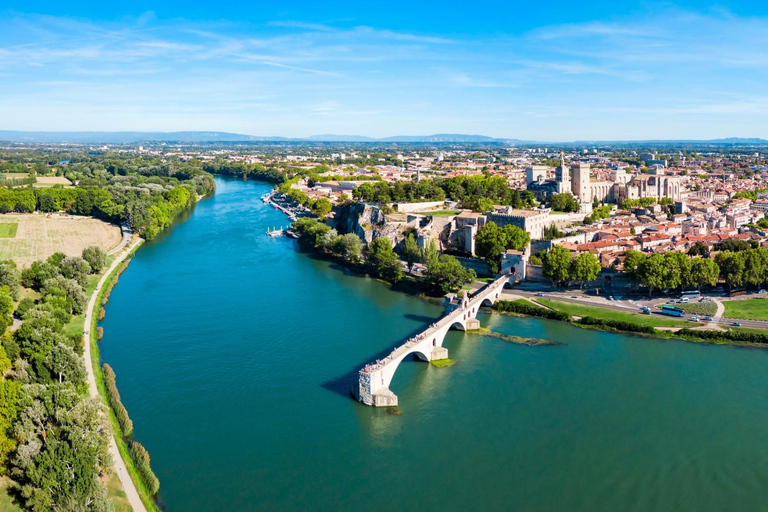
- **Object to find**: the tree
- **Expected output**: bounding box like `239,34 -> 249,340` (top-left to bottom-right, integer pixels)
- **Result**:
715,251 -> 745,288
426,255 -> 476,293
318,228 -> 339,250
475,222 -> 530,272
402,234 -> 419,273
689,258 -> 720,289
663,252 -> 690,290
543,245 -> 572,286
503,225 -> 530,251
420,239 -> 439,268
367,237 -> 402,283
637,253 -> 667,295
311,198 -> 332,218
623,250 -> 646,281
59,256 -> 92,286
82,246 -> 107,273
570,252 -> 601,288
475,222 -> 507,272
550,193 -> 579,212
687,241 -> 709,257
334,233 -> 362,262
44,343 -> 86,385
0,262 -> 20,300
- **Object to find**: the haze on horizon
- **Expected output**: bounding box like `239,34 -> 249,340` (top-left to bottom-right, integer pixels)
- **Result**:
1,0 -> 768,141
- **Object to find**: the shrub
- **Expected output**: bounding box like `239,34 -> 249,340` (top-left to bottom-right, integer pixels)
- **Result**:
97,327 -> 103,341
98,308 -> 105,321
102,363 -> 133,437
676,328 -> 768,344
130,442 -> 160,495
494,300 -> 572,321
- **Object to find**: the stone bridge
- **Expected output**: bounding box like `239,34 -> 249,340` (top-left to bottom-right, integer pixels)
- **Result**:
357,275 -> 511,407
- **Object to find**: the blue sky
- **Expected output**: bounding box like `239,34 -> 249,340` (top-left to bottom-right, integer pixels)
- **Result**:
2,1 -> 768,140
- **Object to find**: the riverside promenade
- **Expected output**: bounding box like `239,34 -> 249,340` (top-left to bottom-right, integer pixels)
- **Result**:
83,237 -> 147,512
358,274 -> 511,407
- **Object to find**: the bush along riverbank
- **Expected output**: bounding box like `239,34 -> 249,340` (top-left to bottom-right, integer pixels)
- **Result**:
493,300 -> 768,347
91,242 -> 163,511
290,218 -> 476,297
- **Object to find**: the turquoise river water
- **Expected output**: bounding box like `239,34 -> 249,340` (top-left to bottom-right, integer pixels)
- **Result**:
100,177 -> 768,511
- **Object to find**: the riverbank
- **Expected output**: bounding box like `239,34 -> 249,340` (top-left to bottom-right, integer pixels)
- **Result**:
493,298 -> 768,348
83,237 -> 151,512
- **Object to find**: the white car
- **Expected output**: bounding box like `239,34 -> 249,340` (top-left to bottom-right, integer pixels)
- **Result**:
689,316 -> 700,322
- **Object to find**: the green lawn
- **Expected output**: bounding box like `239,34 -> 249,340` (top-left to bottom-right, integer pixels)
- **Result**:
0,223 -> 18,238
664,301 -> 718,317
537,298 -> 696,327
723,298 -> 768,321
0,477 -> 22,511
415,210 -> 462,216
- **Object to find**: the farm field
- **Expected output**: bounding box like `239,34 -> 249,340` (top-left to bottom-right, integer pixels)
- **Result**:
0,214 -> 121,267
33,176 -> 73,187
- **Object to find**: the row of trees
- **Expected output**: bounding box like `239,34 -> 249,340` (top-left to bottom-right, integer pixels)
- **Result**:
623,250 -> 720,293
291,219 -> 476,294
351,175 -> 536,211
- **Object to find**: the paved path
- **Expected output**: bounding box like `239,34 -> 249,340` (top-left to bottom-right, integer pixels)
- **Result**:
108,224 -> 133,256
83,237 -> 146,512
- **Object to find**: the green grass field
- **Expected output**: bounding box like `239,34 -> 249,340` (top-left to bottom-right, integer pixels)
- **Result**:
537,298 -> 696,327
723,298 -> 768,321
0,223 -> 18,238
0,477 -> 21,511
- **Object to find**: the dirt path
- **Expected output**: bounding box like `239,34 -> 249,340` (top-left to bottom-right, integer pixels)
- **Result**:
83,237 -> 146,512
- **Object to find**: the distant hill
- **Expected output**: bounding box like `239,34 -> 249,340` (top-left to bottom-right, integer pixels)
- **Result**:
0,130 -> 766,145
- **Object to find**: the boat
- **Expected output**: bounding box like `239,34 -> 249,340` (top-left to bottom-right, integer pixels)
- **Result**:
261,193 -> 272,202
267,227 -> 284,237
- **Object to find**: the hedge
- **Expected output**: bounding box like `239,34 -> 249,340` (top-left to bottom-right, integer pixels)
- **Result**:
102,363 -> 133,437
576,316 -> 657,334
677,328 -> 768,344
130,442 -> 161,495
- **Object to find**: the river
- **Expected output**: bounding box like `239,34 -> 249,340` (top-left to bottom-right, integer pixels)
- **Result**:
100,177 -> 768,511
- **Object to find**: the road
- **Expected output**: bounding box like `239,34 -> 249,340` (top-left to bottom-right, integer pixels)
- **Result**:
83,237 -> 147,512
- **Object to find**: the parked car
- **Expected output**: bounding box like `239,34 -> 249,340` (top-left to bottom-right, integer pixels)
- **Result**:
641,306 -> 651,314
535,292 -> 545,297
666,300 -> 676,304
679,297 -> 690,303
690,316 -> 700,322
703,316 -> 713,321
700,297 -> 711,302
607,296 -> 614,301
759,290 -> 766,295
732,322 -> 742,326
